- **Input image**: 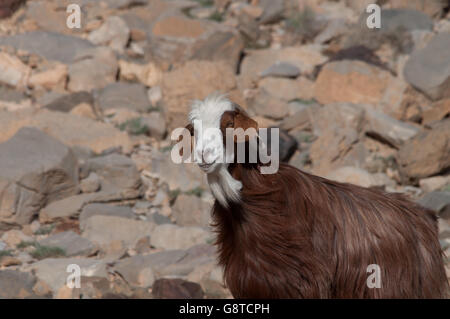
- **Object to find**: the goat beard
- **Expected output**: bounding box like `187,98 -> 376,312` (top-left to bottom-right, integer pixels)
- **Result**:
207,164 -> 243,208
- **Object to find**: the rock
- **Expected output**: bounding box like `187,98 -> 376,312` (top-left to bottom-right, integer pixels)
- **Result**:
0,270 -> 37,299
1,229 -> 32,248
258,0 -> 284,24
0,52 -> 31,88
280,103 -> 320,131
404,33 -> 450,100
0,32 -> 95,64
80,173 -> 101,194
240,45 -> 327,89
422,99 -> 450,126
39,190 -> 140,223
190,31 -> 244,72
82,215 -> 155,250
260,61 -> 301,78
161,60 -> 237,130
152,278 -> 204,299
97,82 -> 151,113
119,60 -> 163,87
314,60 -> 395,106
397,119 -> 450,179
249,89 -> 289,120
326,167 -> 377,188
150,224 -> 212,250
39,231 -> 95,257
147,86 -> 162,106
363,107 -> 420,147
417,191 -> 450,220
28,63 -> 67,90
25,258 -> 108,294
113,256 -> 155,288
152,15 -> 207,39
88,16 -> 130,53
0,109 -> 133,154
258,77 -> 307,102
172,194 -> 211,228
151,150 -> 208,192
43,91 -> 95,113
68,47 -> 118,92
420,176 -> 450,193
79,203 -> 134,231
84,153 -> 142,192
141,112 -> 167,139
0,127 -> 78,225
0,256 -> 22,267
305,103 -> 368,176
385,0 -> 445,18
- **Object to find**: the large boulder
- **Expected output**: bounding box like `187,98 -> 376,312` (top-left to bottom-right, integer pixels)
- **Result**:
0,128 -> 78,225
404,33 -> 450,100
397,119 -> 450,179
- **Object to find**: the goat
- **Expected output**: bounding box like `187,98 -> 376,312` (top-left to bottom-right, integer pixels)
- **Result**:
178,94 -> 448,298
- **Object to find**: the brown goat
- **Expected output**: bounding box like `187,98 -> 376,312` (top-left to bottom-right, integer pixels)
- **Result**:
182,95 -> 448,298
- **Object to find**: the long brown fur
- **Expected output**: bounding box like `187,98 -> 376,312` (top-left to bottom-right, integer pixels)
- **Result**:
208,108 -> 449,299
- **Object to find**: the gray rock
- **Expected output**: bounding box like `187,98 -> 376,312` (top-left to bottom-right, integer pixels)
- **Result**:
150,224 -> 212,250
363,107 -> 420,147
259,0 -> 284,24
82,215 -> 155,249
0,127 -> 78,225
172,194 -> 211,228
0,270 -> 37,298
380,9 -> 434,32
142,111 -> 167,139
68,47 -> 118,92
39,231 -> 96,257
88,16 -> 130,53
97,82 -> 150,113
417,191 -> 450,219
80,203 -> 134,231
79,172 -> 101,193
44,91 -> 94,113
0,240 -> 6,251
404,33 -> 450,100
260,61 -> 301,78
84,153 -> 142,192
0,31 -> 94,64
265,128 -> 298,163
151,150 -> 208,192
280,103 -> 319,131
25,258 -> 108,294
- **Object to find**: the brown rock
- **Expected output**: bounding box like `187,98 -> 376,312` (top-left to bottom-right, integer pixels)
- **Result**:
28,63 -> 67,90
0,52 -> 31,88
119,60 -> 163,87
161,60 -> 237,130
422,99 -> 450,126
153,16 -> 206,39
152,278 -> 204,299
397,119 -> 450,179
314,60 -> 394,106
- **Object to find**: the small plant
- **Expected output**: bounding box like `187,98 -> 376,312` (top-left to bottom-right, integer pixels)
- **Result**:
118,118 -> 149,135
34,224 -> 54,235
146,105 -> 161,113
0,250 -> 12,258
193,0 -> 213,7
17,241 -> 37,249
285,6 -> 321,41
160,145 -> 173,153
185,186 -> 204,198
208,10 -> 223,22
289,98 -> 317,105
442,184 -> 450,192
30,245 -> 66,260
169,188 -> 181,205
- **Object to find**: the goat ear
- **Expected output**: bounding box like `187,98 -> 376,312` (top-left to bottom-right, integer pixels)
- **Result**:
178,123 -> 194,157
233,106 -> 258,143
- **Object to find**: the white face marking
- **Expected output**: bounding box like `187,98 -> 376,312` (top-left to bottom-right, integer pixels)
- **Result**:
189,95 -> 242,207
189,95 -> 234,173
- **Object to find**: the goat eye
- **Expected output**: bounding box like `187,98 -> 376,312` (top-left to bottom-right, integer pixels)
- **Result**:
226,122 -> 234,128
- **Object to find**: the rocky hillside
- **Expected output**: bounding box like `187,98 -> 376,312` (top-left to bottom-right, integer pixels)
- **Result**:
0,0 -> 449,298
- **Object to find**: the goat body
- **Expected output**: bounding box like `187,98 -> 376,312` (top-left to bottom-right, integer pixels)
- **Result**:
213,163 -> 448,298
